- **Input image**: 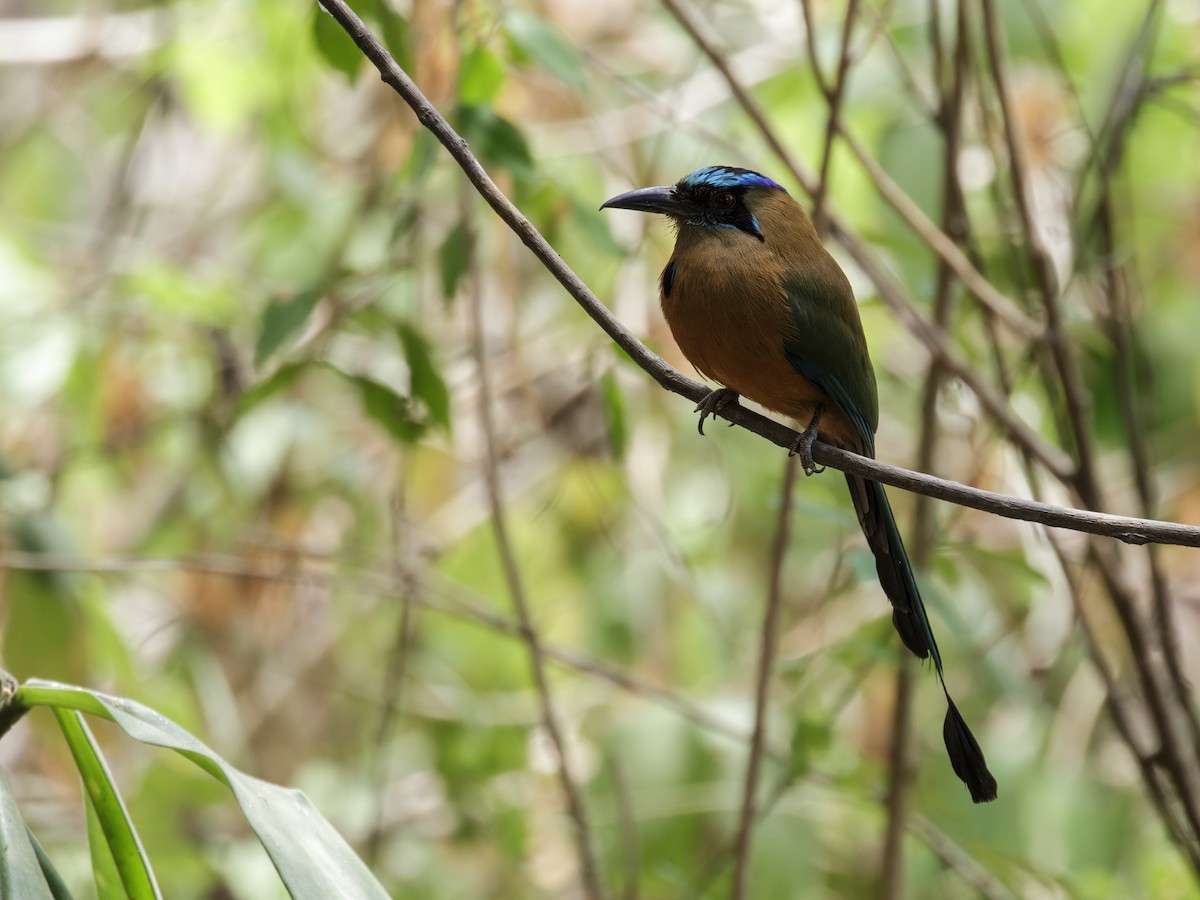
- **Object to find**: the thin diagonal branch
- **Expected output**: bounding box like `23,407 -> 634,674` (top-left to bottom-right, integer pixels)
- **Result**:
311,1 -> 1200,536
1045,532 -> 1200,874
365,500 -> 420,864
0,549 -> 759,749
1076,0 -> 1200,762
978,0 -> 1096,502
881,3 -> 973,892
461,187 -> 604,898
810,0 -> 860,232
907,813 -> 1017,900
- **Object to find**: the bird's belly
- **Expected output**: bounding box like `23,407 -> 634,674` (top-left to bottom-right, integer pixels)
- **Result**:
665,300 -> 863,449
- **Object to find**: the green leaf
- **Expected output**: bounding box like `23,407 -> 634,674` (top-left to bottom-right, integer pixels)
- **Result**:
54,710 -> 160,899
788,716 -> 832,778
438,222 -> 470,300
84,798 -> 122,900
331,369 -> 424,444
399,129 -> 440,182
456,106 -> 533,177
399,322 -> 451,430
26,830 -> 73,900
363,0 -> 411,71
18,680 -> 391,899
0,770 -> 59,900
503,11 -> 586,93
459,45 -> 506,105
312,8 -> 363,81
235,361 -> 308,415
255,289 -> 321,367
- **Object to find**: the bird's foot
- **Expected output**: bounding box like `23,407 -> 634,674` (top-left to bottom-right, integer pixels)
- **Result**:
694,388 -> 740,435
788,404 -> 826,476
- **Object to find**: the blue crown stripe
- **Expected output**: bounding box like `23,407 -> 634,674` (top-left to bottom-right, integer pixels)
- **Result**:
679,166 -> 786,193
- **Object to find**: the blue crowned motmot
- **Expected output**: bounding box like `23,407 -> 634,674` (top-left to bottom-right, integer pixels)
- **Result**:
602,165 -> 997,803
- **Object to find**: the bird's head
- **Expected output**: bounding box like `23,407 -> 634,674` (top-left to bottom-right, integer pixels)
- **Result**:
601,165 -> 787,243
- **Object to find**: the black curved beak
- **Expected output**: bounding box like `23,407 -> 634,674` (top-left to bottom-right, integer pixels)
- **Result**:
600,185 -> 698,218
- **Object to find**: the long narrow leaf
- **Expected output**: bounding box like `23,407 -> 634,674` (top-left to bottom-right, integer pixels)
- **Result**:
84,792 -> 126,900
20,681 -> 389,900
53,709 -> 160,899
25,829 -> 75,900
0,768 -> 58,900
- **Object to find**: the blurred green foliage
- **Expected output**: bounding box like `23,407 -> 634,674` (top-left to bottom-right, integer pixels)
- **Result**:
1,0 -> 1199,897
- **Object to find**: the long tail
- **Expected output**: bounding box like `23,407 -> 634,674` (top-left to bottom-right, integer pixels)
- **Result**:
846,472 -> 998,803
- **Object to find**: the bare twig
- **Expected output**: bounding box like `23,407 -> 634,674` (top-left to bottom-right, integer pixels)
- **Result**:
365,499 -> 420,864
981,0 -> 1200,850
879,662 -> 914,897
809,0 -> 860,232
858,0 -> 939,122
834,126 -> 1041,339
660,0 -> 1041,343
461,186 -> 604,898
0,549 -> 760,751
1081,0 -> 1200,760
1045,532 -> 1200,873
811,444 -> 1200,547
907,813 -> 1017,900
797,0 -> 829,94
731,456 -> 798,899
881,4 -> 974,892
978,0 -> 1095,501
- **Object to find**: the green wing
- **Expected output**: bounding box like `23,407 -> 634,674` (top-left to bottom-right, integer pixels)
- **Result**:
780,265 -> 879,452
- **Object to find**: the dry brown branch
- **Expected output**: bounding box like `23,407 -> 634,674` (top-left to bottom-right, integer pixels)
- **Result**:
880,2 -> 975,892
980,0 -> 1200,853
309,0 -> 1200,543
462,187 -> 604,898
809,0 -> 860,233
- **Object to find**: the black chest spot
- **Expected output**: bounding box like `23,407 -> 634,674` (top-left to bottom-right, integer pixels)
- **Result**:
661,260 -> 677,298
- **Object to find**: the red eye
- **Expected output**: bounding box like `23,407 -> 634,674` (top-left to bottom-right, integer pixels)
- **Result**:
714,191 -> 736,212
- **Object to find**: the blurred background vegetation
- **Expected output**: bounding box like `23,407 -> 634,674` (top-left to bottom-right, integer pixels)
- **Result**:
2,0 -> 1200,896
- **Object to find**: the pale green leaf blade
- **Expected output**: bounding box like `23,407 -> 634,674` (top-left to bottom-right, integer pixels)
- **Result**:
439,221 -> 470,299
459,45 -> 506,105
0,768 -> 58,900
20,681 -> 390,900
84,790 -> 124,900
26,830 -> 74,900
54,709 -> 160,900
255,289 -> 321,367
312,8 -> 363,81
399,322 -> 451,430
503,11 -> 586,93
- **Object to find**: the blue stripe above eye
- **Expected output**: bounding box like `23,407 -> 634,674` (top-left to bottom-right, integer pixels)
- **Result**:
680,166 -> 786,193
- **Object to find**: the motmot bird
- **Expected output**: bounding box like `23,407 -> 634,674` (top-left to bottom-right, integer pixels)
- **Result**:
602,165 -> 997,803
